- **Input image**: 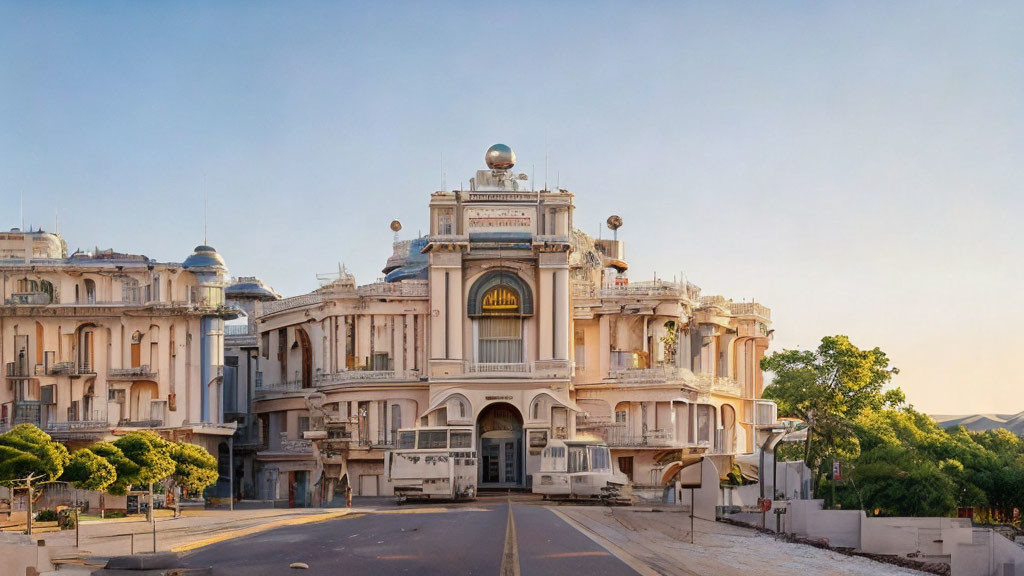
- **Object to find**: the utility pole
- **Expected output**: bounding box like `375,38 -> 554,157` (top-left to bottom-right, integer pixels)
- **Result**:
25,474 -> 35,536
228,437 -> 234,512
149,482 -> 156,552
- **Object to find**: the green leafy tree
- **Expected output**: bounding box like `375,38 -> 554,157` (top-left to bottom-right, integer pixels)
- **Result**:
112,431 -> 176,489
60,448 -> 117,492
761,335 -> 902,493
0,424 -> 71,534
88,442 -> 139,496
169,442 -> 218,494
0,424 -> 70,485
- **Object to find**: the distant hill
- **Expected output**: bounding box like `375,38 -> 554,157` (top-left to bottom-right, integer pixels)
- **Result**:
931,412 -> 1024,435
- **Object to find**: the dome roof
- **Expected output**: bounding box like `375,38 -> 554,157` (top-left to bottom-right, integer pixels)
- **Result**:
485,143 -> 516,170
182,245 -> 227,270
225,277 -> 280,301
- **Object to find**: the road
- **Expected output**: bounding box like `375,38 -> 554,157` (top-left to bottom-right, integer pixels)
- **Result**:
179,498 -> 638,576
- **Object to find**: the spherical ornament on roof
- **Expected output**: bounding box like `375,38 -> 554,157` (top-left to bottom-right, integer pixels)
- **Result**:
485,143 -> 516,170
183,245 -> 227,270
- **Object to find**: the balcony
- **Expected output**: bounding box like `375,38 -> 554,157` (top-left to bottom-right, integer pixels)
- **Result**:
108,365 -> 158,380
45,419 -> 111,439
117,419 -> 164,428
47,362 -> 75,375
465,361 -> 531,375
5,362 -> 30,379
315,369 -> 419,388
582,425 -> 679,448
6,292 -> 53,305
607,366 -> 688,386
253,380 -> 306,399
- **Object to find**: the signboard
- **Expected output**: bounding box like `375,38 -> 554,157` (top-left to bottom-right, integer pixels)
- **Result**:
465,207 -> 532,233
832,461 -> 842,482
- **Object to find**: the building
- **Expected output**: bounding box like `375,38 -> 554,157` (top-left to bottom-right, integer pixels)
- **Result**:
0,229 -> 236,457
250,144 -> 778,505
221,276 -> 280,500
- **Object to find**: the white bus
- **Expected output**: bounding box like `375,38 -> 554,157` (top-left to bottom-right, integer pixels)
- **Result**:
386,426 -> 478,502
533,439 -> 632,503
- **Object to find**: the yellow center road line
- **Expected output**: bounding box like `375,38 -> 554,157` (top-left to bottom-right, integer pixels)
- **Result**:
500,500 -> 520,576
171,511 -> 363,553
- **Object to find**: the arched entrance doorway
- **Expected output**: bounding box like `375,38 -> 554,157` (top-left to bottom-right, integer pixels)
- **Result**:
477,403 -> 523,487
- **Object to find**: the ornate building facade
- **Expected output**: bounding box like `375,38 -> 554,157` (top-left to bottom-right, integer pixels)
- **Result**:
250,144 -> 777,505
0,229 -> 236,454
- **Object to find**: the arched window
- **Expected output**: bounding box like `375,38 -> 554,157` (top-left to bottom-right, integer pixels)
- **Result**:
530,395 -> 551,421
84,279 -> 96,304
131,331 -> 143,368
122,277 -> 140,304
40,280 -> 54,303
478,286 -> 523,364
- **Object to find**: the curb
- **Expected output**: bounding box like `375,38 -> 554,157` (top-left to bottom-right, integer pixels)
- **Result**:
171,510 -> 356,553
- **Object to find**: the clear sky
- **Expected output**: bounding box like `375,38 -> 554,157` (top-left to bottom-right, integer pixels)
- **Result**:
2,2 -> 1021,414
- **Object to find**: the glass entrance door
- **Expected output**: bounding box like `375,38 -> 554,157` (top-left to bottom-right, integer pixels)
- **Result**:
480,437 -> 520,485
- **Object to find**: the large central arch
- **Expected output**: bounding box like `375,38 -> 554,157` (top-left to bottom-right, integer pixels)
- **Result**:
477,402 -> 524,487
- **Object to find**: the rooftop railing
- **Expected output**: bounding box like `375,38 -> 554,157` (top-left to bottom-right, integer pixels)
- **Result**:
356,281 -> 428,298
261,293 -> 326,316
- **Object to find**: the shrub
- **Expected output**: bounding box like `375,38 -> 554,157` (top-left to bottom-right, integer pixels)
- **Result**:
35,509 -> 58,522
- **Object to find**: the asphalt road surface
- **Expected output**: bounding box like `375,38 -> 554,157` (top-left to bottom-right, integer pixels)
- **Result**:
180,499 -> 638,576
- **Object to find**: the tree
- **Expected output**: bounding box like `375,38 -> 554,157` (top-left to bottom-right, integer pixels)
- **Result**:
169,442 -> 218,494
60,448 -> 117,492
761,335 -> 902,493
0,424 -> 70,484
0,424 -> 71,535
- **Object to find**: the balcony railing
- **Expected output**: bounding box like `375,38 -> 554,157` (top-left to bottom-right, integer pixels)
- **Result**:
45,419 -> 110,433
608,366 -> 687,385
5,362 -> 30,378
314,370 -> 417,387
6,292 -> 53,305
117,419 -> 164,428
108,365 -> 157,379
47,361 -> 75,375
588,426 -> 678,448
465,361 -> 531,375
253,380 -> 306,398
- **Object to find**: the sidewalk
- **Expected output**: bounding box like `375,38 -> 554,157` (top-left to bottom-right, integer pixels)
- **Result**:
32,507 -> 362,558
553,506 -> 926,576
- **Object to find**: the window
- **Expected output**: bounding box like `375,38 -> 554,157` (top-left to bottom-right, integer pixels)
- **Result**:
567,447 -> 589,473
398,431 -> 416,449
478,317 -> 522,363
390,404 -> 402,441
122,277 -> 140,304
696,404 -> 715,444
297,417 -> 310,435
437,211 -> 453,235
84,279 -> 96,304
417,430 -> 447,449
450,431 -> 472,449
574,327 -> 585,370
615,410 -> 627,424
588,447 -> 611,472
